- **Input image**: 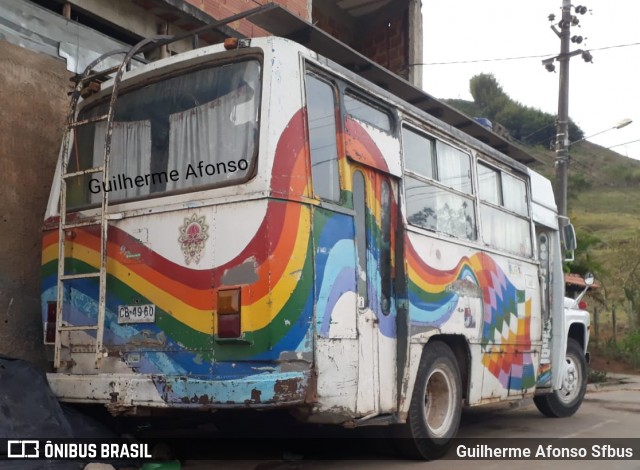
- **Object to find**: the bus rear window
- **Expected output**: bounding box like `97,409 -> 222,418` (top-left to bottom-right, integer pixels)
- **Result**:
67,59 -> 261,208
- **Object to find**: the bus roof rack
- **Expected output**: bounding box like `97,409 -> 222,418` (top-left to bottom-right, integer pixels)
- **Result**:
247,4 -> 540,166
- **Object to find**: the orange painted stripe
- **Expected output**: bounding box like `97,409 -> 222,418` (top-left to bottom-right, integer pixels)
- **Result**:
42,202 -> 306,310
245,202 -> 303,302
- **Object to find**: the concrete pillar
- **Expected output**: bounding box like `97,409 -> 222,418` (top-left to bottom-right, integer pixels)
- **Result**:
407,0 -> 423,88
0,41 -> 70,369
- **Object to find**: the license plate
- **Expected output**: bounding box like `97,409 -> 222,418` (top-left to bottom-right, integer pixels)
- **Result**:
118,304 -> 156,324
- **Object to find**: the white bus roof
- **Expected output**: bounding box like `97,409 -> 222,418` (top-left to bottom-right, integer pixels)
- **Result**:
247,4 -> 541,167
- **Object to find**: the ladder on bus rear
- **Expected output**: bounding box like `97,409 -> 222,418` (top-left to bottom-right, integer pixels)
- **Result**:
54,41 -> 161,369
52,5 -> 282,369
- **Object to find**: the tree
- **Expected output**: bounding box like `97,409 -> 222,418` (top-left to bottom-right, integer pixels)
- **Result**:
469,74 -> 509,120
467,73 -> 584,145
566,229 -> 604,277
607,232 -> 640,328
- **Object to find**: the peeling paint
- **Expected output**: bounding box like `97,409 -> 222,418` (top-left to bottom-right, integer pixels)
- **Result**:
273,377 -> 302,402
278,351 -> 312,362
288,269 -> 302,280
221,257 -> 258,285
129,330 -> 167,348
447,278 -> 483,298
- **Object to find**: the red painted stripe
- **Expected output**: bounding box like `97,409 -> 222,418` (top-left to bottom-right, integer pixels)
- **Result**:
344,117 -> 390,173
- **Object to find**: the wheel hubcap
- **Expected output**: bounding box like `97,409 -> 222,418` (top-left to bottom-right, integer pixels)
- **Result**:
424,367 -> 454,437
559,356 -> 580,404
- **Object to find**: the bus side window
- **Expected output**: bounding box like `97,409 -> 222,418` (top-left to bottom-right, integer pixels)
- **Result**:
402,125 -> 476,241
478,162 -> 532,257
304,73 -> 341,202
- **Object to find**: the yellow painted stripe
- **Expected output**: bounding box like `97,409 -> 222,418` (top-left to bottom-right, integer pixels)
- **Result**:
65,243 -> 214,333
406,263 -> 451,293
41,207 -> 312,334
240,207 -> 311,332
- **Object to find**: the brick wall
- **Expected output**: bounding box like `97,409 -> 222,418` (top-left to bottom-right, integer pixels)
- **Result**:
356,10 -> 409,80
312,4 -> 411,81
185,0 -> 414,83
311,7 -> 354,45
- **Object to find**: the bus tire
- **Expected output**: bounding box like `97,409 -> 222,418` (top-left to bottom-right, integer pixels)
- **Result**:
534,338 -> 587,418
396,341 -> 462,460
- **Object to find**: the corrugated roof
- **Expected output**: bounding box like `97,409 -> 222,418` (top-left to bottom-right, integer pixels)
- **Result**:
565,273 -> 600,289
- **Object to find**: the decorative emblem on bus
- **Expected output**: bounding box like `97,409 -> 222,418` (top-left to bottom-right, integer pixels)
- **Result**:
178,214 -> 209,265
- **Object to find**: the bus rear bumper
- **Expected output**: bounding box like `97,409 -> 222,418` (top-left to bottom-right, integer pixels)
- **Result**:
47,371 -> 311,414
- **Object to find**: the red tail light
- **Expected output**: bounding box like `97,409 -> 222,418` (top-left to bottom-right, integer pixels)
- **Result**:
578,300 -> 587,310
217,288 -> 241,338
45,301 -> 57,344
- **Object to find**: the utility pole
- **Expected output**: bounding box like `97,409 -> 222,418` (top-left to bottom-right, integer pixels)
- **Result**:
554,0 -> 571,220
544,2 -> 590,221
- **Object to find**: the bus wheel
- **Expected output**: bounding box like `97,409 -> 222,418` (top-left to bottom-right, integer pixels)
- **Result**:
396,341 -> 462,460
534,338 -> 587,418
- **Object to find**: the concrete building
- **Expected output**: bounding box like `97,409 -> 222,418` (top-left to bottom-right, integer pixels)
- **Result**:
0,0 -> 423,367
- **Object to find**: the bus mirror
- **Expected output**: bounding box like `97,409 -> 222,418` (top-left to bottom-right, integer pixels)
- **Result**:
584,272 -> 595,286
562,223 -> 577,252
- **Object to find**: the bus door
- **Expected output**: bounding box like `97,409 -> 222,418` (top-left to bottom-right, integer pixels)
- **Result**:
352,169 -> 398,415
535,226 -> 553,388
304,69 -> 397,416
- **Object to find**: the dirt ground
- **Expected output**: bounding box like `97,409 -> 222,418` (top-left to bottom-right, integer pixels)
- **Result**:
589,352 -> 640,375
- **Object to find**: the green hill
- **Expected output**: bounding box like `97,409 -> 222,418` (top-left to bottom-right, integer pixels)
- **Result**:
444,89 -> 640,329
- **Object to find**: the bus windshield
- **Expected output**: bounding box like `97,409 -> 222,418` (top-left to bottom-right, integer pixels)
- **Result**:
67,59 -> 261,208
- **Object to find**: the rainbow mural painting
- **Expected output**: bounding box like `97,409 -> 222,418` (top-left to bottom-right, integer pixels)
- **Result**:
42,104 -> 538,407
406,244 -> 536,390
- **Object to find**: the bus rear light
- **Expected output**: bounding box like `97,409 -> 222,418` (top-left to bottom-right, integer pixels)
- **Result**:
45,301 -> 57,344
217,288 -> 241,338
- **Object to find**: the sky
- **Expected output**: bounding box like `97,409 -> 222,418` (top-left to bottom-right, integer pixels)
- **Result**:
421,0 -> 640,160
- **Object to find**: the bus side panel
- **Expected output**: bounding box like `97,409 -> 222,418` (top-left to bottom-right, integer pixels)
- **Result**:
403,232 -> 541,406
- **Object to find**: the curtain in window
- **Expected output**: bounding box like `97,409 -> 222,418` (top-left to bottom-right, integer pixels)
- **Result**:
167,89 -> 254,192
481,205 -> 532,257
502,173 -> 528,215
436,141 -> 472,194
477,163 -> 501,205
92,120 -> 151,203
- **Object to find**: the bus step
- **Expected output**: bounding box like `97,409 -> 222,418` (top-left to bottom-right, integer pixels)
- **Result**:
68,114 -> 109,128
62,219 -> 102,229
63,167 -> 104,179
58,325 -> 98,332
59,272 -> 101,281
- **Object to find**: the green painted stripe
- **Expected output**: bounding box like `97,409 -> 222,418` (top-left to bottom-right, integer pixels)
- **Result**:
44,237 -> 314,361
408,278 -> 455,304
214,232 -> 314,360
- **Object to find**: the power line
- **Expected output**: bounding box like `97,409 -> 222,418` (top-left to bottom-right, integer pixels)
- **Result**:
411,53 -> 550,66
608,138 -> 640,149
411,40 -> 640,66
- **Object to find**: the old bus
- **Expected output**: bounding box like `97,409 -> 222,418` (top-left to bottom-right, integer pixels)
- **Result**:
41,13 -> 590,460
